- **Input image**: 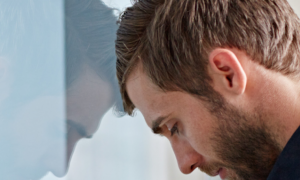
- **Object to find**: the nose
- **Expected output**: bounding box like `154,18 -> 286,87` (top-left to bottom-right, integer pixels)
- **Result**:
170,138 -> 203,174
66,127 -> 83,170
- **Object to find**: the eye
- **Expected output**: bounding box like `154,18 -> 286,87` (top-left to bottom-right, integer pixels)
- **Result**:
170,122 -> 179,136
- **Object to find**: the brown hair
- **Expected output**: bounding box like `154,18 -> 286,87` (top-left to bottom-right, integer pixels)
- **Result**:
116,0 -> 300,115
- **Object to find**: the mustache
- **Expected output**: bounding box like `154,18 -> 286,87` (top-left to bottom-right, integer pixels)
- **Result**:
198,162 -> 223,176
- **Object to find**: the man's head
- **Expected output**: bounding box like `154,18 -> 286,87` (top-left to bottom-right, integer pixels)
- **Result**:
116,0 -> 300,179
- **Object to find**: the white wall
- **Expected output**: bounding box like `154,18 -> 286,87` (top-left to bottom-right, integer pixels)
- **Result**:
288,0 -> 300,16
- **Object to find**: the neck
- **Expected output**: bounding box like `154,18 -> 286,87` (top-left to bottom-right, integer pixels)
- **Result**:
249,69 -> 300,150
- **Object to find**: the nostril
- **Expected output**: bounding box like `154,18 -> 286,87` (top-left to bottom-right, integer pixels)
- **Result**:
190,163 -> 197,171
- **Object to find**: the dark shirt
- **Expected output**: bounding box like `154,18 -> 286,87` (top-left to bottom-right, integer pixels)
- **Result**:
267,126 -> 300,180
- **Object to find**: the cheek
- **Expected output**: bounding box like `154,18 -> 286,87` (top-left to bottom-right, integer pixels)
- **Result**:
183,114 -> 217,158
185,126 -> 212,155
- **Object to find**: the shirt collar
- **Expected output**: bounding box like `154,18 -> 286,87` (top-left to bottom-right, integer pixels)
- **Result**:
267,126 -> 300,180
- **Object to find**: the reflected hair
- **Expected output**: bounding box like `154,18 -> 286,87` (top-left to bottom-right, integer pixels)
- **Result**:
65,0 -> 117,86
65,0 -> 124,114
116,0 -> 300,115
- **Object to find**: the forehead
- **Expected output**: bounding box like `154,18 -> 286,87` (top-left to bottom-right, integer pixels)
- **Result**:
66,65 -> 114,135
126,65 -> 168,121
125,64 -> 198,126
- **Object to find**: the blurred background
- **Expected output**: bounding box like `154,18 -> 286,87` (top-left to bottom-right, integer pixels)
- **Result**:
0,0 -> 299,180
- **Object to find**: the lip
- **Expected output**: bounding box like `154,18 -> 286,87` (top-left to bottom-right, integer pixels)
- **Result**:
218,168 -> 227,179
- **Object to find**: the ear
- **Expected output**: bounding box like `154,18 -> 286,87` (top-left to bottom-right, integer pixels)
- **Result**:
208,48 -> 247,95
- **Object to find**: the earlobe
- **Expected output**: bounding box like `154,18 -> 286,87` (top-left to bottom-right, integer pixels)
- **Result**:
208,48 -> 247,95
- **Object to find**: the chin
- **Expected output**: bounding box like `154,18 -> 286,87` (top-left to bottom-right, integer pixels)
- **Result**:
50,169 -> 68,178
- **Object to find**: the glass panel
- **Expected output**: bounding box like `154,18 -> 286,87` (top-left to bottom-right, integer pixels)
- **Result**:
0,0 -> 66,180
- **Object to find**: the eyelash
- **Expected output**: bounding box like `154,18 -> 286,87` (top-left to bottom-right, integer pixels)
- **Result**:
170,123 -> 179,136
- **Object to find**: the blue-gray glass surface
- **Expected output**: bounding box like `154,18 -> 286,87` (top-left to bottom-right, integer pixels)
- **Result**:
0,1 -> 65,179
0,0 -> 120,179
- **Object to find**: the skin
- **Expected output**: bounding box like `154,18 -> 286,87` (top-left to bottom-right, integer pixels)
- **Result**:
126,48 -> 300,179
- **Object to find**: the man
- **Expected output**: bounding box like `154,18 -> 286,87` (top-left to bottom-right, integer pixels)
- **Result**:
0,0 -> 122,179
115,0 -> 300,179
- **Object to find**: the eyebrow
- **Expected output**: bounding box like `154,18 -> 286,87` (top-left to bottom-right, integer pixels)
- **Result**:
67,119 -> 93,139
151,115 -> 170,134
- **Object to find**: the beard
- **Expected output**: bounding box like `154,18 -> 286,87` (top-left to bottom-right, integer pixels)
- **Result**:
202,96 -> 282,180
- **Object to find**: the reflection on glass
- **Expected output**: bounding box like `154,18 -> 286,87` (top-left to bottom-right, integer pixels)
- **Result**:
65,0 -> 121,174
0,0 -> 121,179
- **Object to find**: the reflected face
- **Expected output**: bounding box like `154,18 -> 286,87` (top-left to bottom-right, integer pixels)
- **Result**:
126,66 -> 281,180
65,64 -> 114,174
5,64 -> 114,179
